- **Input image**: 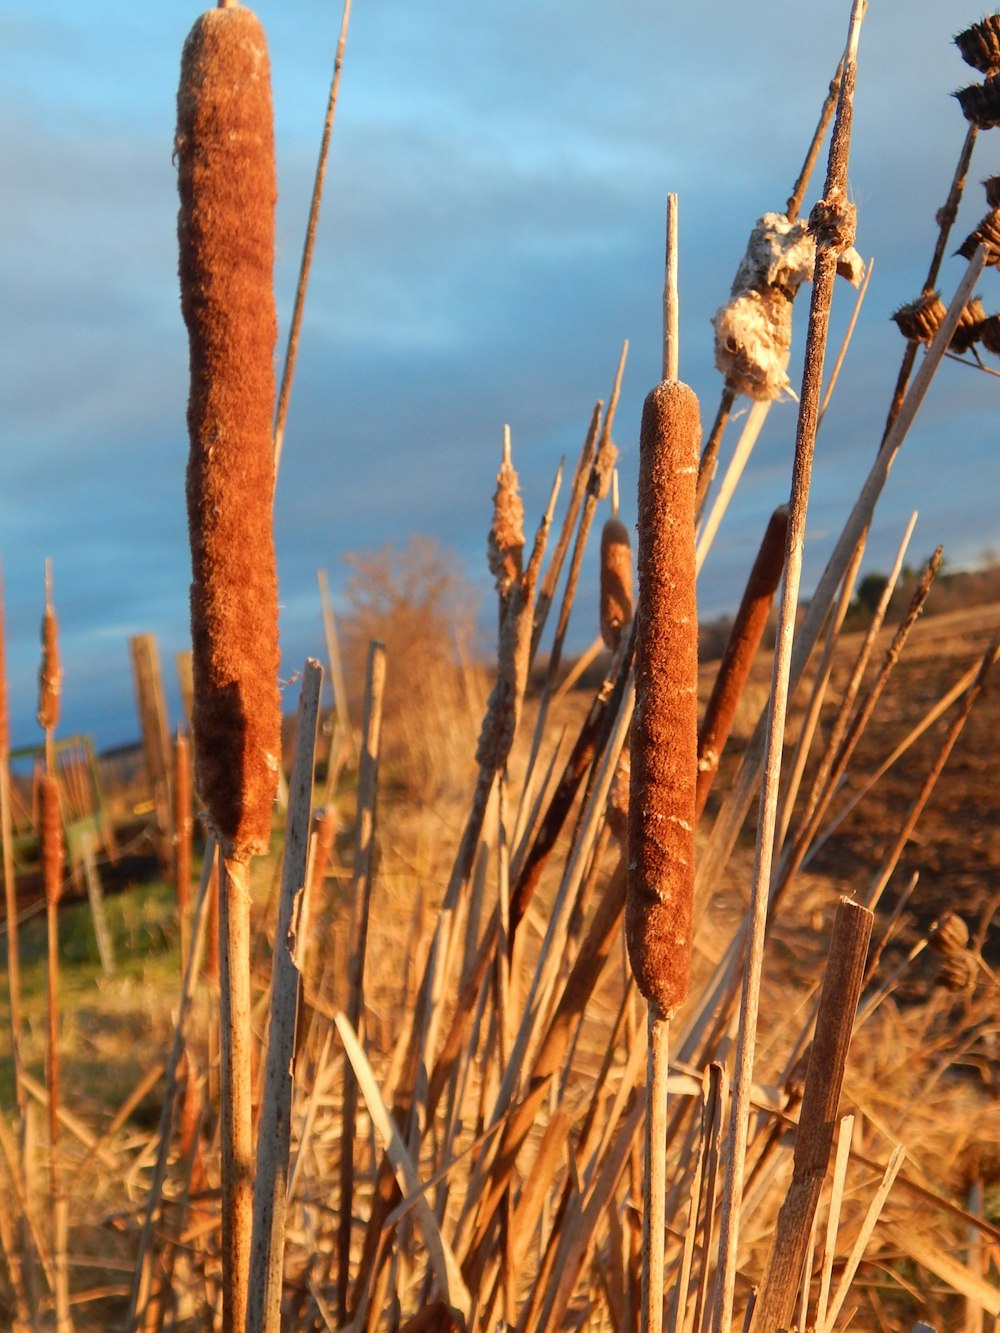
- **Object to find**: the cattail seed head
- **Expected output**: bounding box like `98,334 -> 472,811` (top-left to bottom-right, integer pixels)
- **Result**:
937,951 -> 978,993
985,175 -> 1000,208
955,17 -> 1000,75
627,379 -> 700,1018
177,4 -> 281,860
599,516 -> 633,650
37,586 -> 61,734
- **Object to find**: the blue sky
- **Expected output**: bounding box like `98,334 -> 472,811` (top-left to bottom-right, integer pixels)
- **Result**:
2,1 -> 999,749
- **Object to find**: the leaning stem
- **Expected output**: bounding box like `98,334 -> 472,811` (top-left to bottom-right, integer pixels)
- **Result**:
219,852 -> 254,1333
642,1011 -> 670,1333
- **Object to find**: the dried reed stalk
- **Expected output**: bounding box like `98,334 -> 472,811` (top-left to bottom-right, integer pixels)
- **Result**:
531,403 -> 601,662
247,659 -> 323,1333
127,835 -> 216,1332
748,898 -> 872,1332
174,731 -> 192,976
713,8 -> 865,1327
337,641 -> 386,1321
273,0 -> 353,471
695,505 -> 787,820
177,8 -> 281,1328
600,510 -> 633,652
0,569 -> 24,1114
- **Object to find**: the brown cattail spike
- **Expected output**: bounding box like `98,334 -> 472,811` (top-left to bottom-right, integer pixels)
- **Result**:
599,515 -> 633,650
627,379 -> 701,1018
696,505 -> 788,819
38,568 -> 61,734
178,4 -> 281,860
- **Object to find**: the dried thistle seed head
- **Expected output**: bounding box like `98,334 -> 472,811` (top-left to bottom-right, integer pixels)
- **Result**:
179,3 -> 281,860
950,296 -> 988,352
627,379 -> 701,1019
980,313 -> 1000,355
937,951 -> 978,993
37,590 -> 61,733
599,516 -> 633,650
957,208 -> 1000,267
891,292 -> 947,344
929,910 -> 970,957
487,436 -> 525,605
954,76 -> 1000,128
955,16 -> 1000,74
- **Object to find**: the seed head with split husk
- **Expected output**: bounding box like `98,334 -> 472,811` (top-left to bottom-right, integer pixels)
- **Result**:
37,580 -> 60,734
627,378 -> 701,1019
177,3 -> 281,861
487,432 -> 525,612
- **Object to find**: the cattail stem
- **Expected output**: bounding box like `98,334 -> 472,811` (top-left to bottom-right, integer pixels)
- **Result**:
748,898 -> 872,1333
174,732 -> 192,976
337,642 -> 386,1320
0,569 -> 23,1114
247,660 -> 323,1333
642,1014 -> 670,1333
273,0 -> 353,473
712,8 -> 865,1328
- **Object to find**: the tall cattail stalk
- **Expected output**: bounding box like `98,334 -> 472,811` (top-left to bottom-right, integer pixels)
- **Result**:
337,641 -> 386,1321
628,193 -> 700,1333
748,898 -> 873,1332
37,566 -> 70,1333
0,568 -> 23,1111
712,8 -> 865,1328
176,6 -> 281,1329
